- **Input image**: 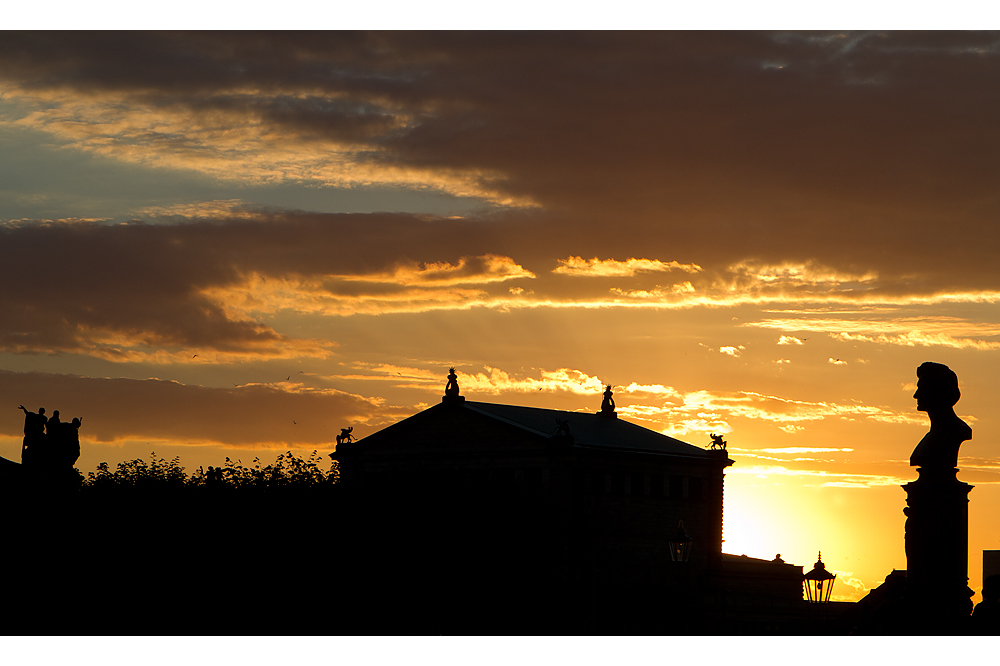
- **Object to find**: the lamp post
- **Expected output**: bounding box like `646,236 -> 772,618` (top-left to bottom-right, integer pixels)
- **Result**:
669,520 -> 694,562
803,551 -> 836,603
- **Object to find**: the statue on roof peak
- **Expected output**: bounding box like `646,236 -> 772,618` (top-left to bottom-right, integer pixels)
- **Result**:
598,384 -> 617,418
445,368 -> 460,397
443,367 -> 465,403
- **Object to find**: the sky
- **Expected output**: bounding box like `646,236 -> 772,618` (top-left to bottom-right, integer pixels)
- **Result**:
2,26 -> 1000,603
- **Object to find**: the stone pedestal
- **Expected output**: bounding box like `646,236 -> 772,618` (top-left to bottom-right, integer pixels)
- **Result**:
902,467 -> 974,631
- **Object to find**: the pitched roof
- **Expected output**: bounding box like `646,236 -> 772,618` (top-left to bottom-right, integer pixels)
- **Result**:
462,400 -> 721,460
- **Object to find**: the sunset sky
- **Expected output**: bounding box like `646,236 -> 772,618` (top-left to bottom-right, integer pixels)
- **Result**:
2,28 -> 999,603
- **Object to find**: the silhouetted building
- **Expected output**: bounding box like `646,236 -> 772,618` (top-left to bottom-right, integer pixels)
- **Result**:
331,373 -> 811,633
985,551 -> 1000,581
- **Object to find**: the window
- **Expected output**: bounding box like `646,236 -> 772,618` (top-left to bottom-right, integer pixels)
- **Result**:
669,475 -> 684,500
649,473 -> 664,498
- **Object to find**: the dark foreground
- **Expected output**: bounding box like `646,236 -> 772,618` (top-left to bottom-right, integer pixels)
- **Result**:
3,477 -> 994,635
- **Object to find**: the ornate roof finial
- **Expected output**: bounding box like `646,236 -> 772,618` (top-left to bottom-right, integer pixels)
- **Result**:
443,367 -> 465,404
597,384 -> 617,418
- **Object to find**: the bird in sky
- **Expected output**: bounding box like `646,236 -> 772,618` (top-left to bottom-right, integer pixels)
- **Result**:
192,354 -> 198,358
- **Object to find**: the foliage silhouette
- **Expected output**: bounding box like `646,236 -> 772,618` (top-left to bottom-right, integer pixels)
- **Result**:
0,450 -> 347,635
81,450 -> 340,493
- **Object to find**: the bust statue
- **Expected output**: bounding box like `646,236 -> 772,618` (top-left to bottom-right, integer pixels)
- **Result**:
910,362 -> 971,470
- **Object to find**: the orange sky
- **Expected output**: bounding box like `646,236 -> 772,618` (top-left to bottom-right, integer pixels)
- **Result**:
2,29 -> 999,603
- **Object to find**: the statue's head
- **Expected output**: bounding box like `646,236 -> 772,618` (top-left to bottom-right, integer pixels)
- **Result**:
914,362 -> 961,412
52,410 -> 59,418
39,407 -> 45,415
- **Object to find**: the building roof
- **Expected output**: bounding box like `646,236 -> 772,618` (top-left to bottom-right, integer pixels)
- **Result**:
463,400 -> 719,460
337,392 -> 732,466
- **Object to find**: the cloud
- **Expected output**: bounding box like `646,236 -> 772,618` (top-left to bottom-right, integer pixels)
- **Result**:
0,82 -> 532,207
755,447 -> 854,454
332,254 -> 534,287
648,389 -> 924,432
553,257 -> 702,277
832,331 -> 1000,351
0,368 -> 405,448
339,363 -> 610,397
134,199 -> 266,220
726,464 -> 909,488
723,261 -> 878,289
749,316 -> 1000,351
778,335 -> 804,345
829,358 -> 847,365
720,345 -> 745,357
3,31 -> 1000,294
608,282 -> 696,299
0,215 -> 544,358
307,362 -> 922,443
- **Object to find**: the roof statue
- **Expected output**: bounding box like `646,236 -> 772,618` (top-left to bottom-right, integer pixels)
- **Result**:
552,418 -> 574,444
909,362 -> 971,471
443,367 -> 465,403
337,427 -> 354,447
709,433 -> 727,451
597,384 -> 617,419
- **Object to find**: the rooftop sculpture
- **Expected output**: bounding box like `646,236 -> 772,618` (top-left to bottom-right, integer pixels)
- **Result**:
443,367 -> 465,403
597,384 -> 617,418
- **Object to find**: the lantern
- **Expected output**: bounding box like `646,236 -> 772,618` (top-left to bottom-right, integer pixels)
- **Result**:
803,552 -> 836,603
669,520 -> 694,562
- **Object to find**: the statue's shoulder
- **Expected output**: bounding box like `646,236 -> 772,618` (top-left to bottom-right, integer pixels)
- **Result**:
957,417 -> 972,441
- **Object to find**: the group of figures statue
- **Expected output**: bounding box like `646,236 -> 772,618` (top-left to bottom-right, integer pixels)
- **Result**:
18,405 -> 82,471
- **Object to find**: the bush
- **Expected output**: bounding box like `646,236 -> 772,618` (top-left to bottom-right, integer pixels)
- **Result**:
82,451 -> 339,492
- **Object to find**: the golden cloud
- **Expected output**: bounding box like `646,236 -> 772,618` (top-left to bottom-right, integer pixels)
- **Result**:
726,464 -> 909,487
334,255 -> 535,287
747,316 -> 1000,350
617,388 -> 925,438
721,260 -> 878,289
554,256 -> 702,277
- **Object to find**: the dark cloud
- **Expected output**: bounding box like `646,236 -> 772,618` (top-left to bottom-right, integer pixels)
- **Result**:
0,368 -> 401,446
3,202 -> 1000,359
2,33 -> 997,270
1,32 -> 999,355
0,214 -> 528,356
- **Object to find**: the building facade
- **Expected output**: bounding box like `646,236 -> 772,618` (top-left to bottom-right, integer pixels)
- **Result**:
331,373 -> 808,633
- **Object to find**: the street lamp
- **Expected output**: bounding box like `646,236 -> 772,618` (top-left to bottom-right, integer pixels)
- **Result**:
803,551 -> 836,603
669,520 -> 694,562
